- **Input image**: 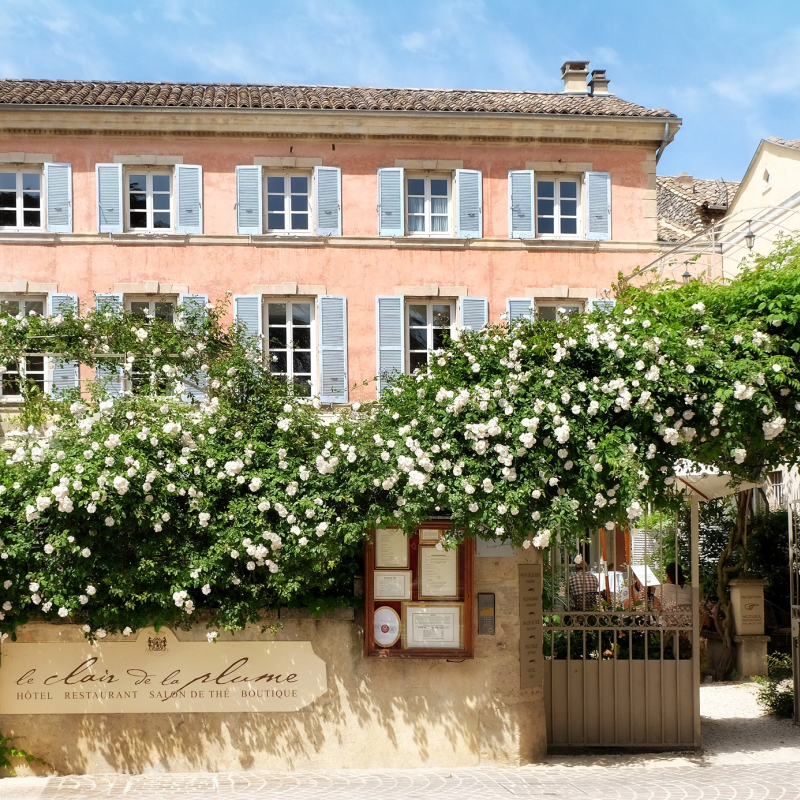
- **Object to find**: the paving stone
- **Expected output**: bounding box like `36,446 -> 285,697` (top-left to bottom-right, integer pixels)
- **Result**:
0,761 -> 798,800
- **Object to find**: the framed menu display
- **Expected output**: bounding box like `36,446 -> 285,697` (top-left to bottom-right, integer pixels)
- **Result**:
402,603 -> 463,649
364,521 -> 474,659
374,528 -> 409,568
373,570 -> 412,600
418,546 -> 458,599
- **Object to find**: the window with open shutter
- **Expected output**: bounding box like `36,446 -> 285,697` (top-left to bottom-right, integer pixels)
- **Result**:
460,297 -> 488,331
585,171 -> 611,240
233,295 -> 263,349
43,163 -> 72,233
314,166 -> 342,236
455,169 -> 482,238
235,166 -> 263,235
508,170 -> 534,238
587,298 -> 617,314
96,164 -> 123,233
178,294 -> 209,400
94,293 -> 124,394
377,168 -> 404,236
319,295 -> 348,403
48,293 -> 79,393
175,165 -> 203,234
506,298 -> 534,324
376,296 -> 404,393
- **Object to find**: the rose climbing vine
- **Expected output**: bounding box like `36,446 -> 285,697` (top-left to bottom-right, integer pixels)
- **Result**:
0,240 -> 798,640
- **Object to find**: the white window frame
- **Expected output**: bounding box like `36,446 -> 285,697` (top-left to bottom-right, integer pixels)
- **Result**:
125,169 -> 174,233
405,299 -> 455,373
0,295 -> 47,399
405,173 -> 452,237
535,175 -> 582,239
534,301 -> 583,322
124,295 -> 177,393
264,172 -> 313,235
0,168 -> 44,232
263,297 -> 316,397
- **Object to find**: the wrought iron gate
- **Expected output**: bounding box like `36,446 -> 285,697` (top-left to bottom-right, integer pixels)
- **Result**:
543,514 -> 701,748
790,500 -> 800,724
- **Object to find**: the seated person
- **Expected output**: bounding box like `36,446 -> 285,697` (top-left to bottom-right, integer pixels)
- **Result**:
569,558 -> 599,610
653,562 -> 692,626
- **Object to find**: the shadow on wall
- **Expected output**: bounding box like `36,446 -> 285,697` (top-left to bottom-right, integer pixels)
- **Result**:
1,607 -> 541,774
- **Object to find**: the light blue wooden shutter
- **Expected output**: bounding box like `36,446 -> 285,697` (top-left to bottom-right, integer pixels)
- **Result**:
318,295 -> 348,403
175,164 -> 203,234
44,163 -> 72,233
455,169 -> 482,238
506,298 -> 534,323
376,296 -> 404,393
460,297 -> 488,331
235,166 -> 262,235
94,293 -> 124,395
587,298 -> 617,314
585,171 -> 611,240
314,166 -> 342,236
96,163 -> 123,233
179,293 -> 209,401
508,170 -> 534,238
47,293 -> 79,392
377,167 -> 404,236
233,295 -> 263,350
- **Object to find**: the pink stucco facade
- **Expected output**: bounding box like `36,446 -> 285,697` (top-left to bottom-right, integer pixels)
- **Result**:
0,98 -> 677,401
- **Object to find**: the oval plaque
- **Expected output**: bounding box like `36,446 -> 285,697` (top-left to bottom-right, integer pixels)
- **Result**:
373,606 -> 400,647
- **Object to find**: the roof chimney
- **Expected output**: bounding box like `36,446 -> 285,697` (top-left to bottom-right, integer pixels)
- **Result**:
588,69 -> 610,96
561,60 -> 590,94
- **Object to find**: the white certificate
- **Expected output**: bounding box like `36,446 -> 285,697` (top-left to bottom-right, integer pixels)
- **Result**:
403,604 -> 462,649
419,546 -> 458,598
420,529 -> 443,543
373,570 -> 412,600
374,529 -> 409,568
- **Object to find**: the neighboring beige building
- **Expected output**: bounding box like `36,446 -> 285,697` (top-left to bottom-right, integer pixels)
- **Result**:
718,137 -> 800,268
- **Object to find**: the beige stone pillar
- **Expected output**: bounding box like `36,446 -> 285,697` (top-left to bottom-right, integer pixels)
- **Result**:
729,576 -> 770,677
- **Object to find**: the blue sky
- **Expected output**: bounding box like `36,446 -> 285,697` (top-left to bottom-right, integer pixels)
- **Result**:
0,0 -> 797,180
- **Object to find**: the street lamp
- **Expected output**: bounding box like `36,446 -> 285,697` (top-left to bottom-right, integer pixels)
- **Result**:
682,262 -> 692,283
744,220 -> 756,251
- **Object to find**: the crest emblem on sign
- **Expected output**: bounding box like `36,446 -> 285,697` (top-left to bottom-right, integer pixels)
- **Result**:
148,636 -> 167,652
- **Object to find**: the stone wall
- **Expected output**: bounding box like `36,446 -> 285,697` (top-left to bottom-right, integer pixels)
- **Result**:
1,548 -> 545,774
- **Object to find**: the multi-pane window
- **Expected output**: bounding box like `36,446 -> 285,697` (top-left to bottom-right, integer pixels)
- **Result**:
0,297 -> 46,396
127,298 -> 175,392
535,303 -> 582,321
407,176 -> 450,234
0,171 -> 42,230
536,178 -> 580,236
266,174 -> 311,233
407,302 -> 453,372
266,301 -> 314,396
127,172 -> 172,232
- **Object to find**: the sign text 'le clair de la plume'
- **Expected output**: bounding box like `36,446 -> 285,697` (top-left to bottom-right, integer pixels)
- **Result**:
0,627 -> 327,714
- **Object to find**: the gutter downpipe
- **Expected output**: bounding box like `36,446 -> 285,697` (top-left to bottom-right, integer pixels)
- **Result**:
655,122 -> 677,164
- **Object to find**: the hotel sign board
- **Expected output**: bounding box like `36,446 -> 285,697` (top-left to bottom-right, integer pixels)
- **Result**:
0,627 -> 327,714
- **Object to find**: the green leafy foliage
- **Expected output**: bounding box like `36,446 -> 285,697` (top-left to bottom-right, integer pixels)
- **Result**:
754,652 -> 795,718
0,243 -> 799,639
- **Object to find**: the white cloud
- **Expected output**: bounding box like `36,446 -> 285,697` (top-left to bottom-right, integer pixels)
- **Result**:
593,46 -> 620,68
401,32 -> 433,53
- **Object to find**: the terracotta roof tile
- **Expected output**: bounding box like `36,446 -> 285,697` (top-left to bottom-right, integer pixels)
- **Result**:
768,137 -> 800,150
657,174 -> 739,243
0,79 -> 676,118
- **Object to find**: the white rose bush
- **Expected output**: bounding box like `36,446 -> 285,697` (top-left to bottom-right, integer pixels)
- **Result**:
0,241 -> 798,639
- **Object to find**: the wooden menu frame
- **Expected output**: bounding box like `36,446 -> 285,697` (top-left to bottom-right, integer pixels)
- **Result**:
364,520 -> 475,659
